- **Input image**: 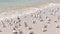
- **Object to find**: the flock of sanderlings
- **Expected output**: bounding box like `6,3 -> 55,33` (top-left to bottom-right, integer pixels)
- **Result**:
0,3 -> 60,34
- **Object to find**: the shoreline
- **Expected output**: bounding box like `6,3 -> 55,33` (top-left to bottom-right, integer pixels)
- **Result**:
0,3 -> 60,18
0,2 -> 59,10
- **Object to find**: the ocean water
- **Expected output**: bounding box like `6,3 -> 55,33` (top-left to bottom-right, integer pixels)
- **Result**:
0,0 -> 59,5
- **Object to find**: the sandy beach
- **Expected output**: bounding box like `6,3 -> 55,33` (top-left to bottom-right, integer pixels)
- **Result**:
0,3 -> 60,34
